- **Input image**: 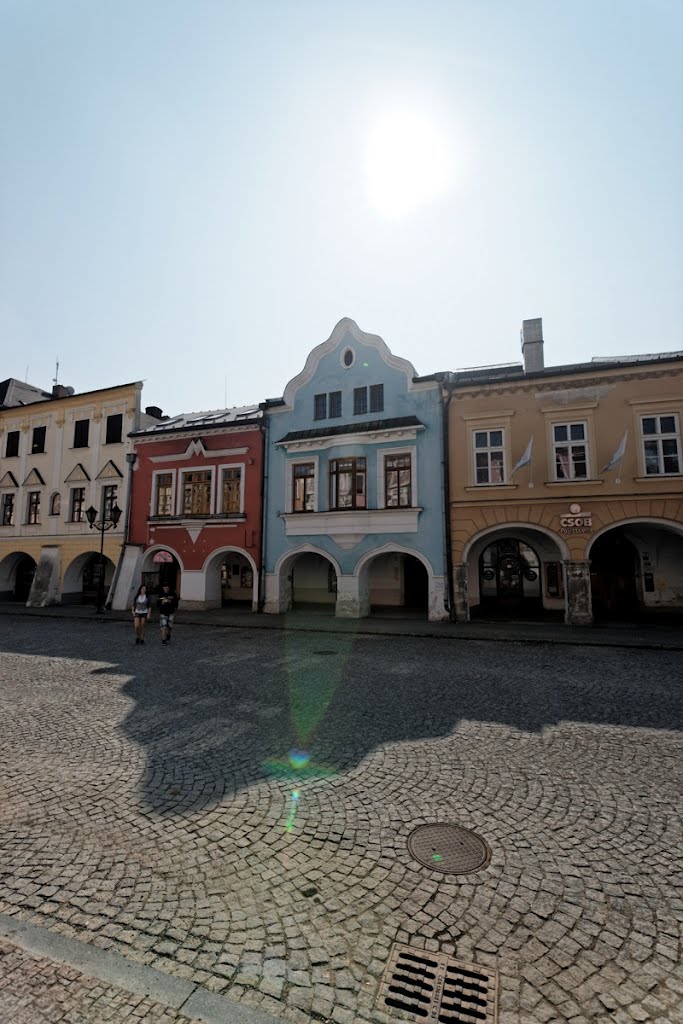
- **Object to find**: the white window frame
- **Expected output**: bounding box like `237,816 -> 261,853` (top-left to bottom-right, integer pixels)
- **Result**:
69,487 -> 86,522
100,483 -> 119,520
552,420 -> 589,481
286,456 -> 319,513
26,490 -> 41,525
1,491 -> 15,526
177,466 -> 215,517
218,462 -> 244,515
472,428 -> 506,486
640,413 -> 681,476
151,469 -> 176,517
377,445 -> 417,508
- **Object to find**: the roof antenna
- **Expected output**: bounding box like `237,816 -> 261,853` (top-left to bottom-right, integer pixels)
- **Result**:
53,358 -> 59,387
224,376 -> 227,408
25,365 -> 29,382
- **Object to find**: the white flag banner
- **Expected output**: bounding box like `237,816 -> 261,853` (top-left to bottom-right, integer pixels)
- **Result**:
601,430 -> 628,473
510,437 -> 533,476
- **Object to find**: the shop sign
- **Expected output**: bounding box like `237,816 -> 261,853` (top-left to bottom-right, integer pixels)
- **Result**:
559,503 -> 592,534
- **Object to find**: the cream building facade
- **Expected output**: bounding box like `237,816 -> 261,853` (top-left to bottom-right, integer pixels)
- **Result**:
446,321 -> 683,625
0,381 -> 155,606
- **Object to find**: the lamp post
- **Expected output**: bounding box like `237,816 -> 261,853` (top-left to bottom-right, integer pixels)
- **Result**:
86,503 -> 122,613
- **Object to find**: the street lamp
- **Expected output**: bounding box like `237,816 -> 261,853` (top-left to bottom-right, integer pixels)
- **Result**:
86,503 -> 122,613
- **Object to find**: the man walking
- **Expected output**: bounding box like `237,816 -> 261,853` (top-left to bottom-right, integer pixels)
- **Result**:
157,582 -> 178,645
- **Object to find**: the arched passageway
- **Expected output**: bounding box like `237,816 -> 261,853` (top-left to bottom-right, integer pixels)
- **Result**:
589,521 -> 683,623
63,552 -> 116,605
0,553 -> 37,602
141,549 -> 181,598
220,553 -> 254,605
291,552 -> 337,612
366,552 -> 429,617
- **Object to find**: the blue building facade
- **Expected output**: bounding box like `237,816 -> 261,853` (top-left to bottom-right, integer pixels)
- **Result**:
262,319 -> 448,620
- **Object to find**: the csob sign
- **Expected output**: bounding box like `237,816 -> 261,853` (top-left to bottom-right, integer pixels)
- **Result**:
559,503 -> 593,534
152,550 -> 174,563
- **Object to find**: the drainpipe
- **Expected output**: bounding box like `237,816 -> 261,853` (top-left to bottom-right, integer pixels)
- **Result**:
441,376 -> 455,620
106,449 -> 137,609
257,412 -> 269,612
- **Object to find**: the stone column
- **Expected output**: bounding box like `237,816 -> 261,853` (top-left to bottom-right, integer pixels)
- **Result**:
452,563 -> 469,622
335,575 -> 363,618
564,560 -> 593,625
26,545 -> 61,607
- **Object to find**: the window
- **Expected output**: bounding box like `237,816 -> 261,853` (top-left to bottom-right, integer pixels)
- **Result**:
27,491 -> 40,525
50,493 -> 61,516
105,414 -> 123,444
292,463 -> 315,512
2,494 -> 14,526
369,384 -> 384,413
102,484 -> 118,520
182,471 -> 211,515
221,468 -> 241,513
5,431 -> 19,457
329,391 -> 342,418
73,419 -> 89,448
70,487 -> 85,522
385,454 -> 412,507
154,473 -> 173,516
474,429 -> 505,484
329,457 -> 366,509
314,394 -> 327,420
553,422 -> 588,479
31,426 -> 46,454
353,388 -> 368,416
342,348 -> 354,367
642,414 -> 680,475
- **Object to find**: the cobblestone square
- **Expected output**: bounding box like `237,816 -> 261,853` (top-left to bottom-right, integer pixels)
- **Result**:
0,616 -> 681,1023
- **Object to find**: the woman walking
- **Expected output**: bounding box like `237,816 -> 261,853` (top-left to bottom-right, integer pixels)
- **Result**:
132,584 -> 151,644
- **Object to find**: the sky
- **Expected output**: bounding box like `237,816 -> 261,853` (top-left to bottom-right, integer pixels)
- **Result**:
1,0 -> 681,416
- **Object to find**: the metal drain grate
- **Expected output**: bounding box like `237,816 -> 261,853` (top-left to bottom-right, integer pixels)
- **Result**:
379,944 -> 498,1023
407,823 -> 491,874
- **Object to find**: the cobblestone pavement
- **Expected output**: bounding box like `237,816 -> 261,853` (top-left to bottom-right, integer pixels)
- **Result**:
0,939 -> 198,1024
0,616 -> 682,1023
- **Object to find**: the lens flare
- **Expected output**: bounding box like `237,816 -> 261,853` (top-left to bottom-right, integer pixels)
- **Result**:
288,749 -> 310,769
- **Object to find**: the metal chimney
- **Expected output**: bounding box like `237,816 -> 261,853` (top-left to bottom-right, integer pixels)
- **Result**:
521,318 -> 544,373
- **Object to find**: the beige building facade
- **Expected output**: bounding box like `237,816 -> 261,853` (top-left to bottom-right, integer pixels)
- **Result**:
446,322 -> 683,625
0,381 -> 153,606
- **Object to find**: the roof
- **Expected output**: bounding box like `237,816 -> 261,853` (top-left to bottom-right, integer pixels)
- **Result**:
131,405 -> 262,436
276,415 -> 424,444
438,350 -> 683,388
0,379 -> 144,413
0,378 -> 52,408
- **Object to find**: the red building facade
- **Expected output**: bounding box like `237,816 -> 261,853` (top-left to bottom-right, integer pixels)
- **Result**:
117,407 -> 264,610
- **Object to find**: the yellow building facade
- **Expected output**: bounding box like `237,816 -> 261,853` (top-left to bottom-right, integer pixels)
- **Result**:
446,324 -> 683,625
0,382 -> 149,606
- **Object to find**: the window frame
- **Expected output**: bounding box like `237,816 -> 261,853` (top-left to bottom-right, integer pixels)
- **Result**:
472,428 -> 506,486
179,468 -> 213,517
313,394 -> 327,421
73,419 -> 90,449
384,452 -> 412,508
552,420 -> 589,481
49,492 -> 61,516
640,413 -> 681,476
105,413 -> 123,444
70,487 -> 86,522
329,456 -> 367,511
101,484 -> 118,521
353,387 -> 368,416
5,431 -> 20,458
291,461 -> 317,513
329,391 -> 342,418
2,493 -> 14,526
369,383 -> 384,414
31,425 -> 47,454
153,471 -> 174,517
27,490 -> 41,525
219,463 -> 244,515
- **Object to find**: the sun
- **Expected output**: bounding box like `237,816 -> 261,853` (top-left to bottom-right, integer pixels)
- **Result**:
365,108 -> 453,220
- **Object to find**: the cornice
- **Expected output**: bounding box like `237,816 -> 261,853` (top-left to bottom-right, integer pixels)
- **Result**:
452,365 -> 683,401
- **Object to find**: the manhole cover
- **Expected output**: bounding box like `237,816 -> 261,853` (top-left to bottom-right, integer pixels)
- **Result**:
407,823 -> 491,874
379,944 -> 498,1023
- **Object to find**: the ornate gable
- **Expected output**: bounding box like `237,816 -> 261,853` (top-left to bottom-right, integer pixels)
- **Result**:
0,471 -> 18,488
22,468 -> 45,486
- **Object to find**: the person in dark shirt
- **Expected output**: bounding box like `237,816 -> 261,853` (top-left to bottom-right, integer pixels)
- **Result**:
157,583 -> 178,645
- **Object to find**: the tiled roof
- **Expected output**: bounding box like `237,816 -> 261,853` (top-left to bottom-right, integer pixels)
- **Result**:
0,378 -> 51,408
277,415 -> 424,444
132,405 -> 262,436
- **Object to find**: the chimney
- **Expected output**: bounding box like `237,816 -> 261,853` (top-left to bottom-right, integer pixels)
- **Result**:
145,405 -> 163,419
52,384 -> 74,399
521,318 -> 544,373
